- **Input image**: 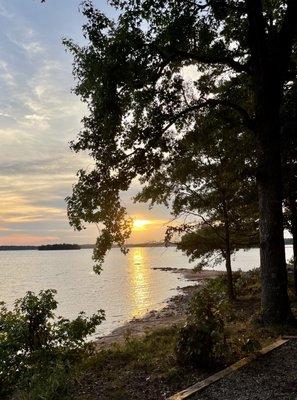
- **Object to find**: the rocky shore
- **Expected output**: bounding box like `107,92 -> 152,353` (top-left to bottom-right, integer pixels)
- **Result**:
96,268 -> 222,348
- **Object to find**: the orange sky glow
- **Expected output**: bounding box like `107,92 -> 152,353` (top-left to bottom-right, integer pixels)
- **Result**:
0,1 -> 173,247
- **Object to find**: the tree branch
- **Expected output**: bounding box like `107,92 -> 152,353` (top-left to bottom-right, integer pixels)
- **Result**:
174,49 -> 250,74
278,0 -> 297,77
162,98 -> 254,134
245,0 -> 266,69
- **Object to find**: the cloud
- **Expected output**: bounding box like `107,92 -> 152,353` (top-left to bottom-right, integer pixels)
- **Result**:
0,193 -> 65,224
23,113 -> 50,130
0,233 -> 58,245
0,2 -> 13,19
22,41 -> 44,54
0,59 -> 15,86
0,1 -> 172,245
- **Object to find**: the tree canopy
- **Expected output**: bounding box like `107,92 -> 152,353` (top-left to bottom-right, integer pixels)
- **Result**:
65,0 -> 297,323
136,101 -> 258,299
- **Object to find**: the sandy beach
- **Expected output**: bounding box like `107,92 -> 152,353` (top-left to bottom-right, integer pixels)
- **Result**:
96,268 -> 222,347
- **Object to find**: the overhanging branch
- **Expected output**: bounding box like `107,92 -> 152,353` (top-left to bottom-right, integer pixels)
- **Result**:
175,50 -> 250,74
162,98 -> 254,134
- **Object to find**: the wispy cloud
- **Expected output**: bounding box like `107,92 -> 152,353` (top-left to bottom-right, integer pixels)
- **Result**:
0,2 -> 13,19
0,233 -> 58,245
0,0 -> 171,245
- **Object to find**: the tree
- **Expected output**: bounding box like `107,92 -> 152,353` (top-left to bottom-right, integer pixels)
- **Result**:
136,105 -> 258,301
65,1 -> 297,323
282,83 -> 297,295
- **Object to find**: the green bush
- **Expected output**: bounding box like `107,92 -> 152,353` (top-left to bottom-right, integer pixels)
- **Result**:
234,269 -> 261,296
176,280 -> 230,368
176,276 -> 261,368
0,289 -> 105,398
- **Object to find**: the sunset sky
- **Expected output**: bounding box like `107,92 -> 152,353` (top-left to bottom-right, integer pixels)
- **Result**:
0,0 -> 171,245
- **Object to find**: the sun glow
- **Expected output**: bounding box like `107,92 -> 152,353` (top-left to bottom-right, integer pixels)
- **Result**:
132,219 -> 151,231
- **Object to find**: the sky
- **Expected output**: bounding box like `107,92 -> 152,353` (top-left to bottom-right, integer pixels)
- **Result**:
0,0 -> 172,245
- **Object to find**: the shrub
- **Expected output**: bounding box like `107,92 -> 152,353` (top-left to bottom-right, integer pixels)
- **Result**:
176,280 -> 230,368
234,269 -> 261,296
0,289 -> 105,398
176,276 -> 261,368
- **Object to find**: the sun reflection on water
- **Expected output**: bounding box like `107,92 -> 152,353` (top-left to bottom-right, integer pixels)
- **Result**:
129,248 -> 152,318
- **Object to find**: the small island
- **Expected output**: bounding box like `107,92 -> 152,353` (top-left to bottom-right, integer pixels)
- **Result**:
38,244 -> 81,251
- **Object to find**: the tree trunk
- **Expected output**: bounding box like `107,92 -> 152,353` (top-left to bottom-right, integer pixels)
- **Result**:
256,96 -> 291,324
246,0 -> 294,325
293,232 -> 297,297
225,250 -> 235,301
288,197 -> 297,296
222,199 -> 235,301
257,153 -> 290,323
293,224 -> 297,297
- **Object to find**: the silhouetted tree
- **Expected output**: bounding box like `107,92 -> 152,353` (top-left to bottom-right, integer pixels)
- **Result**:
136,105 -> 258,301
282,84 -> 297,295
65,1 -> 297,323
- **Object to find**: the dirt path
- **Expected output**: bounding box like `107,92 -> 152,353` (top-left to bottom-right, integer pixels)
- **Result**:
192,340 -> 297,400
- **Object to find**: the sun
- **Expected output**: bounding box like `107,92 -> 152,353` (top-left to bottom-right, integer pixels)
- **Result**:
132,219 -> 151,231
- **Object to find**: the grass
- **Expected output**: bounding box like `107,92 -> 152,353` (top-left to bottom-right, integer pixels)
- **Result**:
71,327 -> 207,400
9,268 -> 297,400
68,270 -> 297,400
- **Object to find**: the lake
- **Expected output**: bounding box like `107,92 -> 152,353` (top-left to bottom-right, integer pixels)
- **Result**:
0,246 -> 293,337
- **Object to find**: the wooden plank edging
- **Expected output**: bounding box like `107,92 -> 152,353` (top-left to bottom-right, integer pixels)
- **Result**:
168,338 -> 288,400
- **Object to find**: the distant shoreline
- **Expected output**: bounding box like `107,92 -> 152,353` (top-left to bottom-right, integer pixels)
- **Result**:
0,239 -> 293,251
0,242 -> 177,251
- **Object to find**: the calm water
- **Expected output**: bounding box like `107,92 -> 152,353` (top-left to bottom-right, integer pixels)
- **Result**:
0,246 -> 293,337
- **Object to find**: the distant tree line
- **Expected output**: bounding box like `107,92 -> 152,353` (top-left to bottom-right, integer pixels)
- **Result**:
0,242 -> 179,251
38,244 -> 81,251
0,244 -> 81,251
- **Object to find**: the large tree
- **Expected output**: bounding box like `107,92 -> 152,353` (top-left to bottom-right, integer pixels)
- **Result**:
282,83 -> 297,295
136,105 -> 258,301
65,1 -> 297,324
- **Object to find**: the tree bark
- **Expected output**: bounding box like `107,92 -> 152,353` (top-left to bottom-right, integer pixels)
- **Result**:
247,0 -> 291,323
246,0 -> 294,325
288,197 -> 297,296
257,138 -> 290,323
222,199 -> 235,301
293,230 -> 297,297
256,89 -> 291,324
225,249 -> 235,302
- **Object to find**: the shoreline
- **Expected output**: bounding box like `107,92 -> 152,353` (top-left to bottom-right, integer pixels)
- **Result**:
96,268 -> 222,348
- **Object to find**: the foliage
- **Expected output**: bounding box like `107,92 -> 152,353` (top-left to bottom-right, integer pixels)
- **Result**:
228,333 -> 261,359
0,289 -> 104,398
74,326 -> 196,400
63,0 -> 260,269
62,1 -> 294,301
176,278 -> 231,367
176,275 -> 263,368
233,269 -> 261,297
137,105 -> 258,271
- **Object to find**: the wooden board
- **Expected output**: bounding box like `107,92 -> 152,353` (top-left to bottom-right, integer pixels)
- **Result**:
168,338 -> 288,400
